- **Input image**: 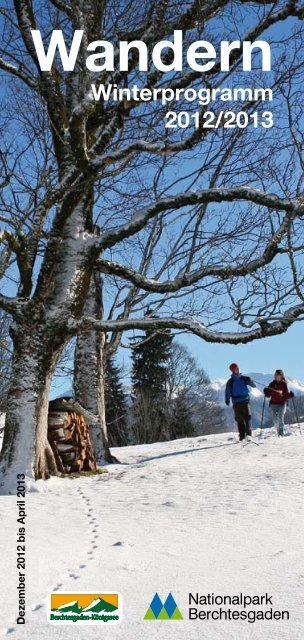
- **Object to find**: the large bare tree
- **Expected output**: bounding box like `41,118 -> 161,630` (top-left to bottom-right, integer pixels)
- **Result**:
0,0 -> 303,489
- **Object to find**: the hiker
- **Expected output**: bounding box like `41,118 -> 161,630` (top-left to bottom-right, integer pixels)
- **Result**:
225,363 -> 256,441
263,369 -> 294,437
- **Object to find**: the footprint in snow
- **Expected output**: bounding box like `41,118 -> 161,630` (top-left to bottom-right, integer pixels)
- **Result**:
162,501 -> 175,507
79,564 -> 86,569
112,541 -> 124,547
3,629 -> 15,635
31,604 -> 43,612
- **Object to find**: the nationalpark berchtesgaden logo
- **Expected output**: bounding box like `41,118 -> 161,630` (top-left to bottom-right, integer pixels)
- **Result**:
144,592 -> 183,620
47,592 -> 122,625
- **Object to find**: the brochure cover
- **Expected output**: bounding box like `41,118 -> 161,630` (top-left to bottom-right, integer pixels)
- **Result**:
0,1 -> 303,639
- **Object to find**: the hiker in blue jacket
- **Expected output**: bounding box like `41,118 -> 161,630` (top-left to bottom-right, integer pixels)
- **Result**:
225,363 -> 256,441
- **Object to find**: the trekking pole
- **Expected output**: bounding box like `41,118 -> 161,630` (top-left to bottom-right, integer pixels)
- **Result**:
291,396 -> 302,435
259,396 -> 266,440
251,379 -> 275,393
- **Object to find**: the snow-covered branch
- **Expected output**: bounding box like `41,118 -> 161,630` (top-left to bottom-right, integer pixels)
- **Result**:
49,0 -> 73,17
69,301 -> 304,344
0,57 -> 37,89
97,187 -> 302,250
95,206 -> 292,290
91,132 -> 208,169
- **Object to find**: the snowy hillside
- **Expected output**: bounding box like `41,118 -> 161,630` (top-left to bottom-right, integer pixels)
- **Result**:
1,427 -> 304,639
212,373 -> 304,428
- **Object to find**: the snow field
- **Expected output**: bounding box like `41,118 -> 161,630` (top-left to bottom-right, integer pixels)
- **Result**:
0,427 -> 304,639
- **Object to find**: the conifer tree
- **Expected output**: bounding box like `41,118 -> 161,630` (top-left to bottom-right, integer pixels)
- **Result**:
131,326 -> 173,443
169,394 -> 195,440
105,358 -> 129,448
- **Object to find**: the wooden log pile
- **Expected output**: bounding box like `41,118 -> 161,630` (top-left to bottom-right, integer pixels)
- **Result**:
48,399 -> 97,474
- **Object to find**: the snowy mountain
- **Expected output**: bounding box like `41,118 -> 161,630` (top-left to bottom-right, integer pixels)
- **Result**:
55,600 -> 81,614
82,597 -> 117,613
211,372 -> 304,428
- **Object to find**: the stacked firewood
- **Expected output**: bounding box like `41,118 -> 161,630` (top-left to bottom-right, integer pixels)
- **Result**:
48,399 -> 97,473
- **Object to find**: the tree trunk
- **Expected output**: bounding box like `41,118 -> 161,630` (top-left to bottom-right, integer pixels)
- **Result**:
74,272 -> 114,463
0,328 -> 64,493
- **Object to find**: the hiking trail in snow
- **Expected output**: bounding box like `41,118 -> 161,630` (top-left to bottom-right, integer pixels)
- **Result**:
1,427 -> 304,640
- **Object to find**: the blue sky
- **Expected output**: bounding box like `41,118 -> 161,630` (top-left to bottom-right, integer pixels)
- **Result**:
179,321 -> 304,381
1,7 -> 303,395
51,320 -> 304,399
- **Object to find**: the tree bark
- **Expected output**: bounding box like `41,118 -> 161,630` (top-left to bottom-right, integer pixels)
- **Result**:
74,272 -> 114,463
0,196 -> 104,490
0,326 -> 64,492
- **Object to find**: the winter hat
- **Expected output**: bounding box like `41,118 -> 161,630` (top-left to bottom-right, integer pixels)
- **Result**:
275,369 -> 285,379
229,363 -> 239,372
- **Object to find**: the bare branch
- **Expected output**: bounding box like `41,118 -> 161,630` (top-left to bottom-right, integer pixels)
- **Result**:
69,301 -> 304,344
98,187 -> 302,250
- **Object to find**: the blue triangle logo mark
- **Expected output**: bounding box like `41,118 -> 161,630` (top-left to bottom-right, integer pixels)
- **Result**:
144,593 -> 183,620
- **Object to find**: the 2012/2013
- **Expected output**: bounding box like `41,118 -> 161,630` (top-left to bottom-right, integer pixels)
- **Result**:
165,111 -> 273,129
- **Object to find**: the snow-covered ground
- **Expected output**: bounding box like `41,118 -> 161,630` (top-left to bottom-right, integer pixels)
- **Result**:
1,427 -> 304,639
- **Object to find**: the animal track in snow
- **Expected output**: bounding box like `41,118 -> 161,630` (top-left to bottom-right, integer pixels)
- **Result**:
68,572 -> 80,580
31,604 -> 43,612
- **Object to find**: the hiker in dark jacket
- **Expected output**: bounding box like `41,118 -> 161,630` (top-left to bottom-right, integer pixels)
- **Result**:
225,363 -> 256,441
264,369 -> 294,437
